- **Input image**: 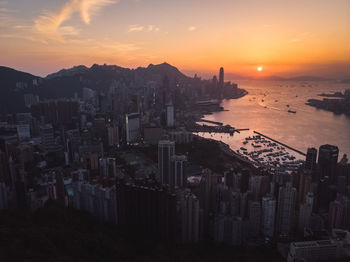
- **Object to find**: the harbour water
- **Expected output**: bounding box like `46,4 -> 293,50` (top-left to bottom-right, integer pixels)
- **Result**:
199,80 -> 350,162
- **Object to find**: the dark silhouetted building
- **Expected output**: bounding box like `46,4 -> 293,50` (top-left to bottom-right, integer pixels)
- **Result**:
276,183 -> 296,237
305,147 -> 317,171
31,100 -> 78,126
318,145 -> 339,183
116,183 -> 177,242
158,140 -> 175,186
219,67 -> 224,89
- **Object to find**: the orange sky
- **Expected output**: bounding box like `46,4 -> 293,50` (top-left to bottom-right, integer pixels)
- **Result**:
0,0 -> 349,78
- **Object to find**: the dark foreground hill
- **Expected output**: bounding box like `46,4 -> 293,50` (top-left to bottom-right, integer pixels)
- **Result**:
0,201 -> 284,262
1,201 -> 348,262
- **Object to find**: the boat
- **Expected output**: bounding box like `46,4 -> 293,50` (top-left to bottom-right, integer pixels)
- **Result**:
240,147 -> 247,151
288,110 -> 296,114
286,104 -> 290,107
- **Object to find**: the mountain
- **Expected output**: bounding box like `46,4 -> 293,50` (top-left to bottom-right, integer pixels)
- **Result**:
45,62 -> 188,81
0,62 -> 193,113
135,62 -> 188,81
46,65 -> 89,79
0,66 -> 41,83
0,66 -> 42,113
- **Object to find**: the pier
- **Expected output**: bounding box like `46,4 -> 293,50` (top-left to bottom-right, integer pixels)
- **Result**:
199,119 -> 223,126
253,131 -> 306,156
189,124 -> 249,135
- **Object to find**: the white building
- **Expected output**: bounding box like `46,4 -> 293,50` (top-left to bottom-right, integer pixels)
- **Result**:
287,240 -> 342,262
72,182 -> 117,223
17,124 -> 31,140
169,131 -> 193,144
125,113 -> 140,143
166,104 -> 174,127
172,155 -> 187,189
24,93 -> 39,108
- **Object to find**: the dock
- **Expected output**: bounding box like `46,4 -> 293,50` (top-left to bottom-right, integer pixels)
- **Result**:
189,123 -> 249,135
199,119 -> 223,126
253,131 -> 306,156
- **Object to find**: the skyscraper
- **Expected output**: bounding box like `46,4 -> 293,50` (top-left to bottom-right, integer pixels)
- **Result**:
248,201 -> 261,238
276,183 -> 297,237
166,103 -> 174,127
181,192 -> 200,243
219,67 -> 224,89
298,202 -> 313,234
40,124 -> 62,153
171,155 -> 187,189
305,147 -> 317,171
318,144 -> 339,183
328,200 -> 344,230
125,113 -> 141,144
298,170 -> 312,204
262,196 -> 276,238
218,67 -> 224,98
158,140 -> 175,186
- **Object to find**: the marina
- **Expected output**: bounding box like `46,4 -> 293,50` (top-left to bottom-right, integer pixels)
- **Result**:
195,129 -> 306,173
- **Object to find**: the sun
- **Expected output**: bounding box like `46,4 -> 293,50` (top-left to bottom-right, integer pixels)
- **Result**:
257,66 -> 263,72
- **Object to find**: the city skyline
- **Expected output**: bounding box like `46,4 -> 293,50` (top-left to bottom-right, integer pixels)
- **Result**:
0,0 -> 349,78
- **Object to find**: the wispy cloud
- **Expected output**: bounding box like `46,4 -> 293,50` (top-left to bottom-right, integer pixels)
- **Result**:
0,4 -> 17,28
128,24 -> 144,32
34,0 -> 118,42
188,26 -> 197,32
128,24 -> 159,32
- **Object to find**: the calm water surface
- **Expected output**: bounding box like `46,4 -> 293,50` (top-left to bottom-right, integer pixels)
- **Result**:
201,80 -> 350,159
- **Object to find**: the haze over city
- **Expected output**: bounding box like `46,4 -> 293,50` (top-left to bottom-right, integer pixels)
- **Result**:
0,0 -> 349,78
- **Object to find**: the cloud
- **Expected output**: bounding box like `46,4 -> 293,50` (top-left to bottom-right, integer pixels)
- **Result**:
0,33 -> 48,44
128,24 -> 144,32
80,0 -> 117,24
34,0 -> 118,41
188,26 -> 197,31
129,24 -> 159,32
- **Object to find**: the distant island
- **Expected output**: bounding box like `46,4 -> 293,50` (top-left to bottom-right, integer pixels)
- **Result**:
306,90 -> 350,115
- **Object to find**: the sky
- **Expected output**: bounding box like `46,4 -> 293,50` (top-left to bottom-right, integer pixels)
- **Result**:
0,0 -> 349,78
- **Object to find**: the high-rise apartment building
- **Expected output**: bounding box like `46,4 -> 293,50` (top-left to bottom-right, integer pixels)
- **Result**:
125,113 -> 141,144
318,144 -> 339,183
305,147 -> 317,171
262,196 -> 276,238
277,183 -> 297,237
158,140 -> 175,186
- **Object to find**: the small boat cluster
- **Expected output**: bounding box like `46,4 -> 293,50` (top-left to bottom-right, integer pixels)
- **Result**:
237,135 -> 304,172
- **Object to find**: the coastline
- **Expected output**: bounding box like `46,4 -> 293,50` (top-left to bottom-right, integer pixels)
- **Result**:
306,89 -> 350,116
194,89 -> 248,121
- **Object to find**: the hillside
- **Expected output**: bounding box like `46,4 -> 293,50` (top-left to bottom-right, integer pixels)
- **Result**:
0,63 -> 191,113
0,66 -> 42,113
0,201 -> 284,262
